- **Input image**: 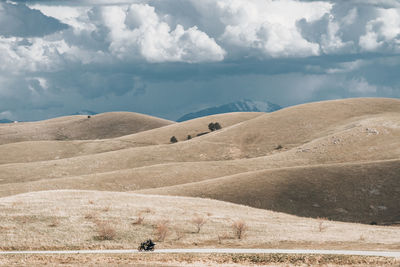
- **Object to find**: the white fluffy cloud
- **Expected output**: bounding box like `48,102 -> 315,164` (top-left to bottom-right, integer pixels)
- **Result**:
216,0 -> 331,57
359,8 -> 400,51
88,4 -> 225,63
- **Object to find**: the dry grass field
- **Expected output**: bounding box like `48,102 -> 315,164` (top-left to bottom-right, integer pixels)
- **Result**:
0,190 -> 399,251
0,98 -> 399,265
1,253 -> 399,266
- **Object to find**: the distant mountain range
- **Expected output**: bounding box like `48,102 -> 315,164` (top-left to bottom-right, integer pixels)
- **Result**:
0,119 -> 13,123
177,99 -> 282,122
72,110 -> 97,116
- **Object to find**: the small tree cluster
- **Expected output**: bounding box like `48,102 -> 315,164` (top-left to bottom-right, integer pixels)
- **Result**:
208,122 -> 222,132
170,136 -> 178,143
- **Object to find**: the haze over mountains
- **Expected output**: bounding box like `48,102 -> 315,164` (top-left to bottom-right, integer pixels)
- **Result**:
177,99 -> 281,122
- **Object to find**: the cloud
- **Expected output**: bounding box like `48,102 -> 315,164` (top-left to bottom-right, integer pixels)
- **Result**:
88,4 -> 225,63
359,8 -> 400,52
0,2 -> 68,37
215,0 -> 331,58
0,0 -> 399,121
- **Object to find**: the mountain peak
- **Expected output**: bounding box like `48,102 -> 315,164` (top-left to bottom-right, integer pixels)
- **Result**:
177,99 -> 281,122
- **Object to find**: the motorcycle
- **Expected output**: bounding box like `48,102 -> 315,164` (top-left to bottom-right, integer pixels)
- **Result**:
138,239 -> 155,251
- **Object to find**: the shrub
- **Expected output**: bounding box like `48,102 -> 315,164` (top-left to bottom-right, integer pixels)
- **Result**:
317,218 -> 328,232
187,135 -> 192,140
132,216 -> 144,225
191,216 -> 207,233
217,232 -> 230,244
170,136 -> 178,143
95,221 -> 116,240
48,218 -> 60,227
154,220 -> 170,242
232,220 -> 248,239
275,144 -> 283,150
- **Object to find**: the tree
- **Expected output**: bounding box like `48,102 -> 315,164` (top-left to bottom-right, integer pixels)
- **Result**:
208,122 -> 222,131
170,136 -> 178,143
232,220 -> 248,239
187,135 -> 192,140
191,216 -> 207,233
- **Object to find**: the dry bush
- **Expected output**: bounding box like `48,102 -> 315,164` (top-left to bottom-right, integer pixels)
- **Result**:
94,221 -> 116,241
232,220 -> 248,240
102,206 -> 111,212
217,232 -> 231,244
154,220 -> 170,242
88,200 -> 94,205
132,216 -> 144,225
191,216 -> 207,233
317,218 -> 328,232
174,227 -> 186,241
48,218 -> 60,227
84,212 -> 97,220
141,208 -> 152,214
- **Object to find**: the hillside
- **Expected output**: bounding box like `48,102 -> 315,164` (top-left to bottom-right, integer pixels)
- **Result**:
0,98 -> 398,224
0,190 -> 398,251
0,112 -> 173,145
0,112 -> 262,164
139,159 -> 400,224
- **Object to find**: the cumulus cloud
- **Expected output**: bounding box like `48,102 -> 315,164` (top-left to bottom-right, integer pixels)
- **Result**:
216,0 -> 331,57
359,8 -> 400,52
88,4 -> 225,63
0,0 -> 399,121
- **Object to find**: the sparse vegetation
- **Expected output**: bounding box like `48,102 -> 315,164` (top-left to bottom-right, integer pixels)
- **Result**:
191,215 -> 207,233
154,220 -> 170,242
187,135 -> 191,140
232,220 -> 248,239
317,218 -> 328,232
132,215 -> 144,225
48,218 -> 60,227
217,232 -> 231,244
170,136 -> 178,143
275,144 -> 283,150
94,220 -> 116,241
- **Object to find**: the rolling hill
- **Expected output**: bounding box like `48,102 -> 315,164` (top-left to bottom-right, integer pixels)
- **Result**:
0,98 -> 399,225
0,112 -> 173,145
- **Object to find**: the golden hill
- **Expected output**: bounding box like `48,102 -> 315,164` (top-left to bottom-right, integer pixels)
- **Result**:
0,112 -> 173,145
138,159 -> 400,224
0,98 -> 399,224
0,112 -> 262,164
0,98 -> 398,182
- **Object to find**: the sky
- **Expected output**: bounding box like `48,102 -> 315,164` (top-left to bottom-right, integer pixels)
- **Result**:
0,0 -> 399,121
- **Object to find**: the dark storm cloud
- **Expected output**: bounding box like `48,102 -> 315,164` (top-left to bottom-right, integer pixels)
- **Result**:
0,0 -> 399,121
0,2 -> 68,37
